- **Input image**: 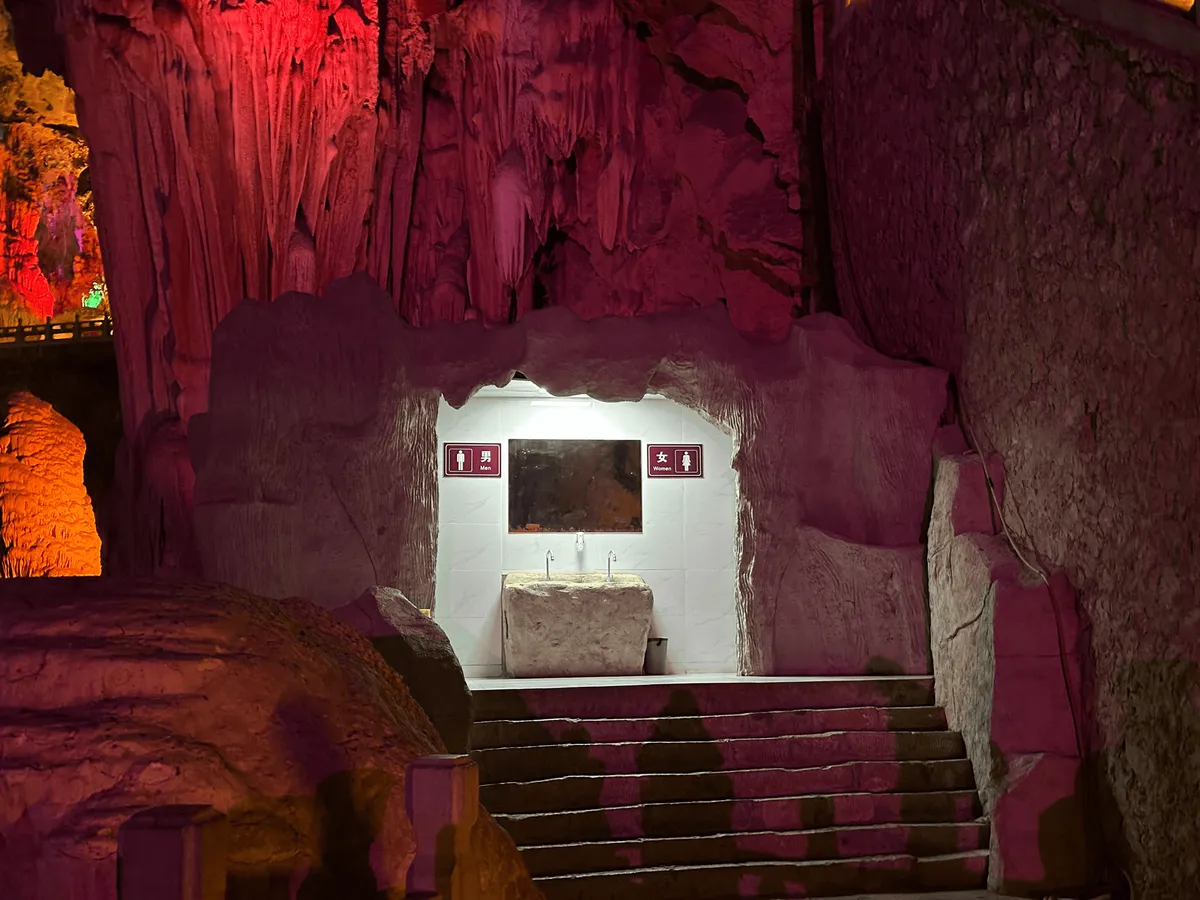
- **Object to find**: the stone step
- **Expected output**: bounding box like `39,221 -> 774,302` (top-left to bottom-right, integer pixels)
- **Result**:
474,731 -> 966,783
533,850 -> 989,900
480,760 -> 977,813
494,790 -> 983,844
520,822 -> 990,878
471,706 -> 948,749
472,677 -> 936,722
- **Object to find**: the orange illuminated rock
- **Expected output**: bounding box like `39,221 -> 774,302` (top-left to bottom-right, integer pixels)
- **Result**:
0,578 -> 542,900
0,391 -> 101,576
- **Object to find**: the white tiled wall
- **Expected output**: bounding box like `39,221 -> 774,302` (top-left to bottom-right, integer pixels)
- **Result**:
434,386 -> 738,677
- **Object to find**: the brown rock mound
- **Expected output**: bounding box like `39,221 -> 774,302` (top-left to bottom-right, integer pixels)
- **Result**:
0,578 -> 540,900
0,391 -> 102,577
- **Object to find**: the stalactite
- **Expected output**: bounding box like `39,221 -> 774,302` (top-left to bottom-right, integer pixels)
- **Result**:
48,0 -> 807,427
56,0 -> 385,426
31,0 -> 809,572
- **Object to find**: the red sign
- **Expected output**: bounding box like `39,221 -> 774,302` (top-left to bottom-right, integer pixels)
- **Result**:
443,443 -> 501,477
647,444 -> 704,478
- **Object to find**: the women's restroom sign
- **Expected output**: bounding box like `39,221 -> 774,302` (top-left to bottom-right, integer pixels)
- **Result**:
443,443 -> 501,477
647,444 -> 704,478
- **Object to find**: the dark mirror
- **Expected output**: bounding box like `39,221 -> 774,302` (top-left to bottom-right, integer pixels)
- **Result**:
508,439 -> 643,533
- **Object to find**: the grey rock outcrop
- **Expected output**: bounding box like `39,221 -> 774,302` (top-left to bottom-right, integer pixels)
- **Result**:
928,433 -> 1089,894
333,585 -> 471,753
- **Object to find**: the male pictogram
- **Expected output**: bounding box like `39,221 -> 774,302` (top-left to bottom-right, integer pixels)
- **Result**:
443,443 -> 500,477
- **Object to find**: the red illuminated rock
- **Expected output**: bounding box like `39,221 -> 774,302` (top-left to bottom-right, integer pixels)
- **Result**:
0,391 -> 101,577
0,187 -> 55,319
0,578 -> 541,900
0,2 -> 101,320
1,0 -> 813,577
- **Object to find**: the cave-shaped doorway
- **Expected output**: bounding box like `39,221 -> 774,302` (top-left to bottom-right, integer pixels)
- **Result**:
193,275 -> 945,677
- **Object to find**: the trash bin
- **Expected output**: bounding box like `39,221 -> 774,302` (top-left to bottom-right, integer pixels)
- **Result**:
644,637 -> 668,675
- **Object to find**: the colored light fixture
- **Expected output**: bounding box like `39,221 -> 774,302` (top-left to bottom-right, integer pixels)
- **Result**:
82,282 -> 106,309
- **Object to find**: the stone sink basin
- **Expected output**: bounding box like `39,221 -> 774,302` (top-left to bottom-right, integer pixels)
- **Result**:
501,572 -> 654,677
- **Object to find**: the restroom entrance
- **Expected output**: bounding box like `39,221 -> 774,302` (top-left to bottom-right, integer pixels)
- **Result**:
432,376 -> 739,679
197,283 -> 940,681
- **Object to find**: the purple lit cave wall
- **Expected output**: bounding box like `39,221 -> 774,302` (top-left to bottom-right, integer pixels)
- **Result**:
826,0 -> 1200,894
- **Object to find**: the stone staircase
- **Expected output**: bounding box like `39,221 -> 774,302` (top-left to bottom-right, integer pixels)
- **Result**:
470,677 -> 989,900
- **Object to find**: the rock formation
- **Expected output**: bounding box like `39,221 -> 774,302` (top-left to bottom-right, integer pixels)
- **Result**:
0,578 -> 541,900
0,0 -> 102,323
0,391 -> 101,576
191,274 -> 946,677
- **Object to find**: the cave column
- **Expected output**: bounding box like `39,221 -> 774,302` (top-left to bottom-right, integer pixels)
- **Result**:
52,0 -> 432,574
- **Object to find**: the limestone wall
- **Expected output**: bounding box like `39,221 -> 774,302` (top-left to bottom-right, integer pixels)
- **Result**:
825,0 -> 1200,894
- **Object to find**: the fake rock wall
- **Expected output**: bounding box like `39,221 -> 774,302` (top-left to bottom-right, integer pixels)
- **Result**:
0,578 -> 540,900
193,275 -> 947,676
825,0 -> 1200,894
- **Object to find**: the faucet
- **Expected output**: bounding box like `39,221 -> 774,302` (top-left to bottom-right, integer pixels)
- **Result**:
607,550 -> 617,582
545,550 -> 554,580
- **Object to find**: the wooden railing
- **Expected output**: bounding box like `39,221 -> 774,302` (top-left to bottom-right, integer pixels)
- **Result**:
116,755 -> 480,900
0,314 -> 113,348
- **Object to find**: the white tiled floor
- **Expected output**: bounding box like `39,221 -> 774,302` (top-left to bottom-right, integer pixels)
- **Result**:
466,673 -> 932,690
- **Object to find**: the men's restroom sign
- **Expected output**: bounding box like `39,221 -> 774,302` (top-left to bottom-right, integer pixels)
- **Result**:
442,443 -> 502,477
646,444 -> 704,478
